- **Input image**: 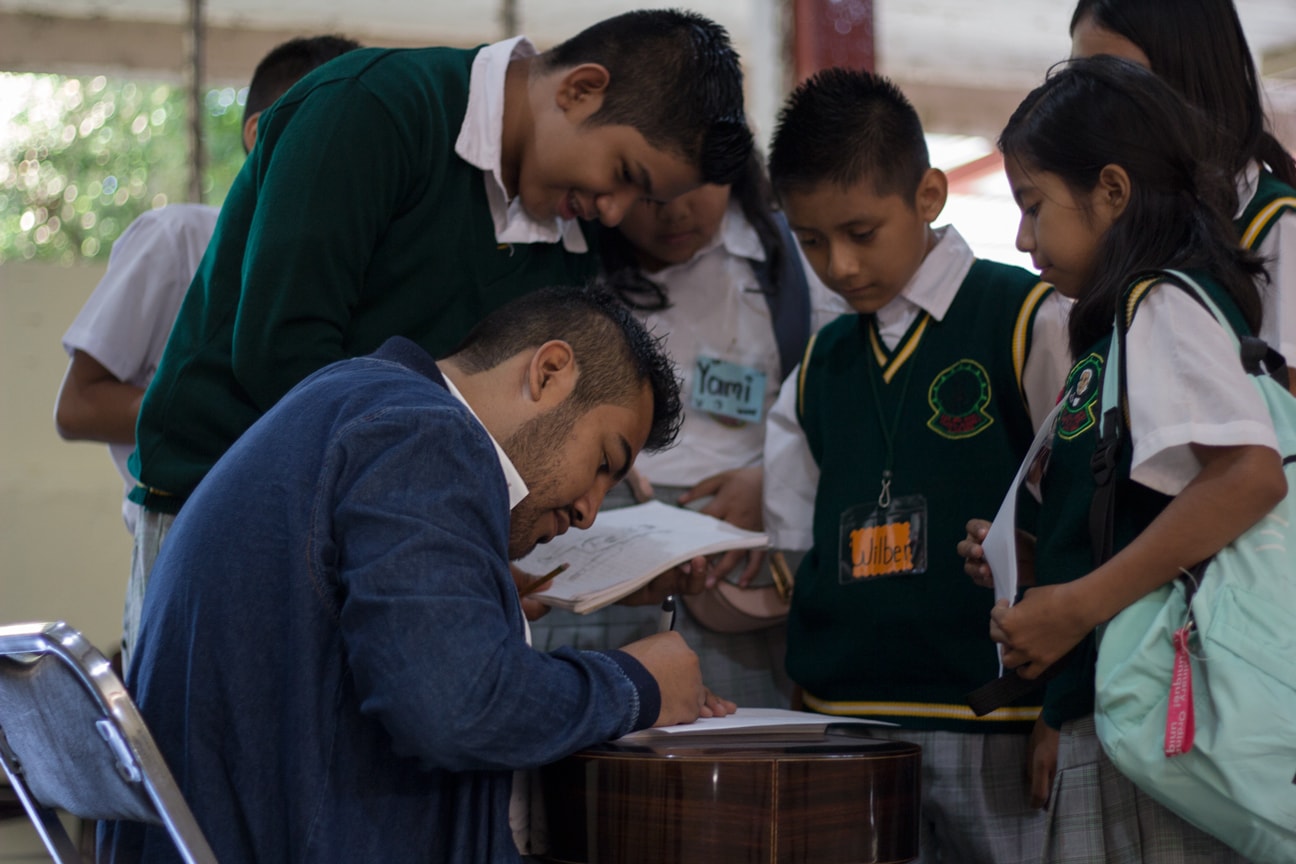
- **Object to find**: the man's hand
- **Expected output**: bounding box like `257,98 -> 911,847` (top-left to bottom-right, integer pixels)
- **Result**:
618,632 -> 707,727
510,564 -> 552,621
701,688 -> 737,719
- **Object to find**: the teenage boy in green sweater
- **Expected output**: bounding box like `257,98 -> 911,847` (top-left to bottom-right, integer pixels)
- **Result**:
763,68 -> 1071,864
124,9 -> 752,655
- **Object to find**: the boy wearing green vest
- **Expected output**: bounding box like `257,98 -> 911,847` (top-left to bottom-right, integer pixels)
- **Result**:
123,9 -> 751,659
763,68 -> 1071,864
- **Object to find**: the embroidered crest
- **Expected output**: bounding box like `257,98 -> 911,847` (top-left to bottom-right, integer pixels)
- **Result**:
1057,353 -> 1104,440
926,360 -> 994,439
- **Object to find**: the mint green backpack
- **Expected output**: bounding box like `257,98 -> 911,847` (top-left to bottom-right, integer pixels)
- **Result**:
1091,270 -> 1296,863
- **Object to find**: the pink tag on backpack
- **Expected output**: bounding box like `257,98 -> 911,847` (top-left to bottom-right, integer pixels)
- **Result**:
1164,626 -> 1195,756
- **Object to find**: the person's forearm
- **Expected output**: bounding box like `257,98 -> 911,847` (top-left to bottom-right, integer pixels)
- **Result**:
1064,444 -> 1284,629
54,364 -> 144,444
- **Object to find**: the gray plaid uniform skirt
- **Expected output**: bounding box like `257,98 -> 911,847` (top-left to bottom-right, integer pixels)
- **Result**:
1044,714 -> 1250,863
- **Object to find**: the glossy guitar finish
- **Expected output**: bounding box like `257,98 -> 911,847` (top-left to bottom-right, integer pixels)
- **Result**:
540,726 -> 920,863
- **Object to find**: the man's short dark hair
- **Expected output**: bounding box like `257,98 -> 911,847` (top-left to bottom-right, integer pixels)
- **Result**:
769,67 -> 930,202
539,9 -> 752,187
243,35 -> 362,126
448,285 -> 683,453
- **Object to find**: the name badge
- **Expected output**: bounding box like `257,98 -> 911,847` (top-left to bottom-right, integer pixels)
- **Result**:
837,494 -> 928,583
691,356 -> 767,425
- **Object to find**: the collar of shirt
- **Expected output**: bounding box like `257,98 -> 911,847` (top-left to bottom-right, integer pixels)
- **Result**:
640,202 -> 766,283
873,224 -> 974,350
720,203 -> 767,263
437,370 -> 530,511
454,36 -> 588,254
1236,161 -> 1261,218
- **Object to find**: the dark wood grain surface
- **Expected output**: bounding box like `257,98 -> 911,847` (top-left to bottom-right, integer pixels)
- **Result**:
540,725 -> 921,863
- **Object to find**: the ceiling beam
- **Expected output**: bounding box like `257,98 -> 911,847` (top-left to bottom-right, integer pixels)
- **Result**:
0,11 -> 434,84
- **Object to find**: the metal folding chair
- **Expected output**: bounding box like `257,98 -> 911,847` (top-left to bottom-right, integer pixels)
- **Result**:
0,621 -> 217,864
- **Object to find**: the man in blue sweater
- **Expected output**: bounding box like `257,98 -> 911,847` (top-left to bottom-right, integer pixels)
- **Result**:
102,286 -> 726,863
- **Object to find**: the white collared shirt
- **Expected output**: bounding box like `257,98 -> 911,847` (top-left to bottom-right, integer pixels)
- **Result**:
1125,281 -> 1276,495
438,372 -> 529,511
630,202 -> 849,485
454,36 -> 588,253
762,225 -> 1072,551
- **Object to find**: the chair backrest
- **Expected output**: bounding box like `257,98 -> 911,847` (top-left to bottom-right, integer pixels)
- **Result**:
0,621 -> 218,864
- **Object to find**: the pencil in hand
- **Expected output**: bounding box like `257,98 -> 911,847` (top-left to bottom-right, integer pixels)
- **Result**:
518,562 -> 570,598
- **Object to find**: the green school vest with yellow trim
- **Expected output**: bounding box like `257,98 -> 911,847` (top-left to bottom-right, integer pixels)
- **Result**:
790,260 -> 1052,733
1235,169 -> 1296,252
1034,270 -> 1250,729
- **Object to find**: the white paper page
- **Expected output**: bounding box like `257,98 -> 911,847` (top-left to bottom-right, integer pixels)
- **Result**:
618,707 -> 896,740
517,501 -> 768,609
983,402 -> 1062,606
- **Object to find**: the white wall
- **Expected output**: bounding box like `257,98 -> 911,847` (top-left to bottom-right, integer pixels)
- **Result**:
1,258 -> 125,857
1,259 -> 129,654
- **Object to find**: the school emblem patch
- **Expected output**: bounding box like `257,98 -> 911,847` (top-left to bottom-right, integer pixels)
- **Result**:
926,359 -> 994,439
1057,353 -> 1104,440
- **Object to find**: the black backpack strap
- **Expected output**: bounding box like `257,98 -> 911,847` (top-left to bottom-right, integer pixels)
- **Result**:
1087,273 -> 1164,567
1088,333 -> 1127,567
1092,270 -> 1291,561
966,664 -> 1060,718
752,211 -> 813,382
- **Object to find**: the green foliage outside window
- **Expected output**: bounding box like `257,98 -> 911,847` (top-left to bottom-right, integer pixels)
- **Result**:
0,72 -> 247,265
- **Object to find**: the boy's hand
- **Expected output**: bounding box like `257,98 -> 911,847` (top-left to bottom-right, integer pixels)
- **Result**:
958,519 -> 1037,589
679,466 -> 765,587
1028,716 -> 1059,809
679,466 -> 764,531
623,467 -> 655,504
618,632 -> 705,727
616,557 -> 708,605
708,549 -> 766,588
957,518 -> 994,587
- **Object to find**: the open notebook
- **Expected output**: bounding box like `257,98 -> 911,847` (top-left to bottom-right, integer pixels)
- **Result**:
515,500 -> 769,614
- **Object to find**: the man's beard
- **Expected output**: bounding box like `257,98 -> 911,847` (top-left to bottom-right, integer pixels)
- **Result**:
502,402 -> 580,559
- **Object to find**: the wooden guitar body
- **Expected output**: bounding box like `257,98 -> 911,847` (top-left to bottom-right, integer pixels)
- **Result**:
540,725 -> 921,863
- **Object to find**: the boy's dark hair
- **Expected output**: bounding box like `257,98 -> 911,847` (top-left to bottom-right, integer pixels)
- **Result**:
540,9 -> 751,187
600,149 -> 785,311
1071,0 -> 1296,187
448,285 -> 683,453
769,67 -> 930,203
1000,55 -> 1265,356
243,35 -> 362,128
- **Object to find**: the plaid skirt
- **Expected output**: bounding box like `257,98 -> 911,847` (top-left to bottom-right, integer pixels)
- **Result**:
1045,714 -> 1250,863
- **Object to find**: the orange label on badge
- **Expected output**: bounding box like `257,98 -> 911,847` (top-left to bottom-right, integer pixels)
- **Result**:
850,521 -> 914,578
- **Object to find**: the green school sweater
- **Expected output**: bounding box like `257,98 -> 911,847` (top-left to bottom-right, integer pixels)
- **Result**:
1034,271 -> 1250,729
791,260 -> 1052,733
130,47 -> 599,511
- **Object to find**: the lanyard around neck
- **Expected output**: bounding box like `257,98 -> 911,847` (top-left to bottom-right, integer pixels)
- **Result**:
864,315 -> 926,508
